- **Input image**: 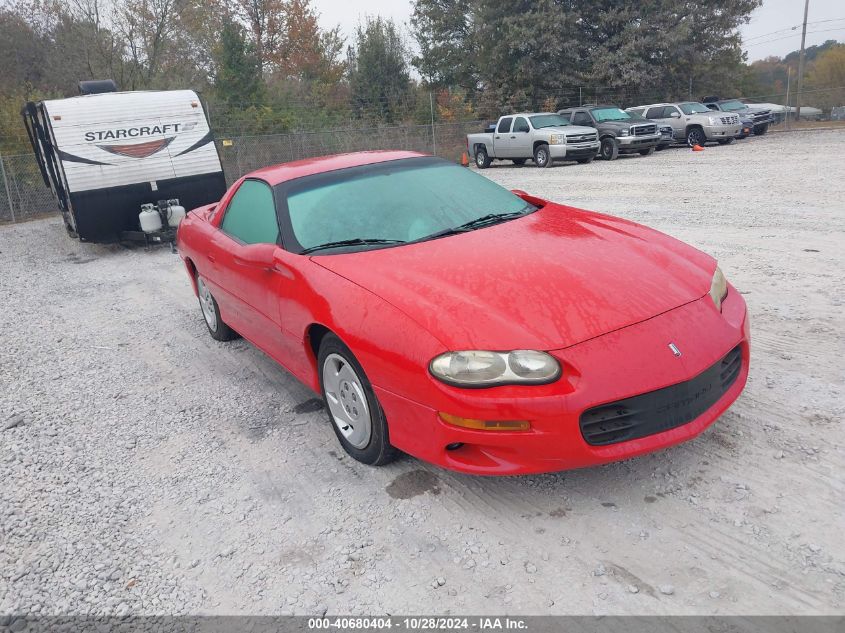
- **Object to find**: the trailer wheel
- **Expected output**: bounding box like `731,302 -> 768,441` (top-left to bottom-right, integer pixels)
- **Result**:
197,276 -> 238,342
475,146 -> 492,169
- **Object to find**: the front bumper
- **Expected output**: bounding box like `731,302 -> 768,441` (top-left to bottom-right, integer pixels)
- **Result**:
377,289 -> 749,475
704,124 -> 742,140
550,142 -> 600,160
618,133 -> 662,149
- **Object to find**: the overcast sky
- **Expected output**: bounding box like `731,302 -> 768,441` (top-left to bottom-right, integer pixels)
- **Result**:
311,0 -> 844,61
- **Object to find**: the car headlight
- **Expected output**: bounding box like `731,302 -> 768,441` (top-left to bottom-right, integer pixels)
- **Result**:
618,127 -> 630,136
549,134 -> 566,145
429,350 -> 561,387
709,266 -> 728,310
708,116 -> 722,126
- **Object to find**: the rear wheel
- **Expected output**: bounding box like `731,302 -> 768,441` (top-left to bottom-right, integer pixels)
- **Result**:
638,146 -> 656,156
197,276 -> 237,341
533,144 -> 553,168
686,127 -> 706,147
475,146 -> 492,169
600,138 -> 619,160
318,334 -> 397,466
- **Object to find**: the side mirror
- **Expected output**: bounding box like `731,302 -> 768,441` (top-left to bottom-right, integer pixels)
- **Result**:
233,242 -> 278,269
670,111 -> 681,119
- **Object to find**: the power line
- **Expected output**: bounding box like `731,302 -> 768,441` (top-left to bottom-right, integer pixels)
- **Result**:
745,26 -> 845,48
743,17 -> 845,43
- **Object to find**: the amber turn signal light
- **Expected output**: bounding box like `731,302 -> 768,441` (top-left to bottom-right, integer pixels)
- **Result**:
438,412 -> 531,432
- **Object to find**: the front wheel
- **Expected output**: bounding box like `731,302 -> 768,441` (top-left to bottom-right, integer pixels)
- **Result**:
600,138 -> 619,161
638,146 -> 656,156
533,144 -> 553,168
197,276 -> 237,341
475,147 -> 492,169
318,334 -> 397,466
686,127 -> 706,147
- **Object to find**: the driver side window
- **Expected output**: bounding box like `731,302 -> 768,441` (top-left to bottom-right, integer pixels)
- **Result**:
573,111 -> 592,126
221,179 -> 279,245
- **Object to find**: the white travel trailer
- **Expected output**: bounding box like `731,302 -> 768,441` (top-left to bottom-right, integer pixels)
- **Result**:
22,83 -> 226,242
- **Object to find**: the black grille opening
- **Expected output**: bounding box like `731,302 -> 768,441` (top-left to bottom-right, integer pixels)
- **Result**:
580,345 -> 743,446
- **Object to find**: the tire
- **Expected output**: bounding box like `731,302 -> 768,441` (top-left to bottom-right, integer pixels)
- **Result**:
475,146 -> 492,169
533,144 -> 553,168
318,334 -> 397,466
576,155 -> 595,164
638,146 -> 656,156
512,158 -> 526,166
600,137 -> 619,161
196,275 -> 237,342
717,137 -> 736,145
754,124 -> 768,136
686,127 -> 706,147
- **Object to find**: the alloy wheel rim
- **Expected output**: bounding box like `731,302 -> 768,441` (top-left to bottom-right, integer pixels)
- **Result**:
323,353 -> 372,449
197,278 -> 218,332
538,150 -> 547,165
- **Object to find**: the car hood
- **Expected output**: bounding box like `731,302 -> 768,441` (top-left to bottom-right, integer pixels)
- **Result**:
562,125 -> 597,136
313,203 -> 716,351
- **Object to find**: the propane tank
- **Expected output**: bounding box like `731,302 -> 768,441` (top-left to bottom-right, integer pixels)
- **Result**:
139,203 -> 163,233
166,199 -> 186,227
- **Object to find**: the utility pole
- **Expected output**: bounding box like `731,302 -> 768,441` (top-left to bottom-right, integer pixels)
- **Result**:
795,0 -> 810,121
429,91 -> 436,156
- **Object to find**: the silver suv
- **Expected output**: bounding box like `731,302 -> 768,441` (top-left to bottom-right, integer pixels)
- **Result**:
626,102 -> 742,146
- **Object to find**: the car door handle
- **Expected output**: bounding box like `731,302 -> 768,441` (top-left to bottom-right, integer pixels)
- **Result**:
207,253 -> 215,263
495,136 -> 500,139
510,135 -> 516,139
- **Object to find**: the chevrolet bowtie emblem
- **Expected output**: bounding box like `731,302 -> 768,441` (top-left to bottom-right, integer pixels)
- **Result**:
669,343 -> 682,357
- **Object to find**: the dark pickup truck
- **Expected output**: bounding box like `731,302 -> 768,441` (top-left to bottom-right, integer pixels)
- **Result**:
701,97 -> 774,136
558,105 -> 662,160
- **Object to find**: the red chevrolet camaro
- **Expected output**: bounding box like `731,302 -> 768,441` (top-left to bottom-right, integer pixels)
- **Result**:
177,150 -> 749,475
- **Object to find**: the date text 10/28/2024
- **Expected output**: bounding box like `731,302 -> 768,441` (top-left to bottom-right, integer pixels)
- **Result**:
308,617 -> 529,631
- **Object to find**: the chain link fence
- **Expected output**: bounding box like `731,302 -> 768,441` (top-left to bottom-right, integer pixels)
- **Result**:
0,152 -> 59,223
0,119 -> 482,223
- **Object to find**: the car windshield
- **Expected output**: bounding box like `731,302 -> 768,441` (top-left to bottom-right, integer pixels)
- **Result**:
680,102 -> 712,114
590,107 -> 631,122
529,114 -> 569,128
720,100 -> 747,111
281,158 -> 537,254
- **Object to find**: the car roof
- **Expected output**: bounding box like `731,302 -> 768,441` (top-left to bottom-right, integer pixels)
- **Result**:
504,112 -> 557,117
246,150 -> 428,186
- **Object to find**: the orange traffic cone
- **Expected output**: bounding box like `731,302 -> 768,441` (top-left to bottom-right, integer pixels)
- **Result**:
692,144 -> 704,152
460,151 -> 470,167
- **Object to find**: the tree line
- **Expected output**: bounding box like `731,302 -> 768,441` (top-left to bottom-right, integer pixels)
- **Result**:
1,0 -> 841,154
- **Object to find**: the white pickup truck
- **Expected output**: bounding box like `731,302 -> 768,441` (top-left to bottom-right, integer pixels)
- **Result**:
467,113 -> 600,168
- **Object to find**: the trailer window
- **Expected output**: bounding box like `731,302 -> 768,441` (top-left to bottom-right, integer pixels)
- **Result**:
221,179 -> 279,245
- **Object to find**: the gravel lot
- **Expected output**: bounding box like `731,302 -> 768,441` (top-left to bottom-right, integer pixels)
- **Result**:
1,130 -> 843,617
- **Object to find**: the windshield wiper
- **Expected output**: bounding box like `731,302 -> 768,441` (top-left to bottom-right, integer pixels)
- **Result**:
456,210 -> 532,230
414,209 -> 534,244
300,238 -> 406,254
